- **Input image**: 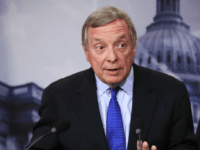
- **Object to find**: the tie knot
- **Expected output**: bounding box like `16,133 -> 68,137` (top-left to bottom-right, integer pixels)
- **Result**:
110,87 -> 119,98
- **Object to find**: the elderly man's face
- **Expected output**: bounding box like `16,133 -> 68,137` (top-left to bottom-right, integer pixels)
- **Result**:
83,19 -> 137,88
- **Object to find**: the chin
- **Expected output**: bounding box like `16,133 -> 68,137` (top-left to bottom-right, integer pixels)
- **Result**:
104,78 -> 123,87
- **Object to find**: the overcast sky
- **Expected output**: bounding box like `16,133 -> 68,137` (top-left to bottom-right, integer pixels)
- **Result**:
0,0 -> 200,88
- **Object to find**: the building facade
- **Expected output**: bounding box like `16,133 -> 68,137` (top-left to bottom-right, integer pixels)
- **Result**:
135,0 -> 200,132
0,81 -> 42,150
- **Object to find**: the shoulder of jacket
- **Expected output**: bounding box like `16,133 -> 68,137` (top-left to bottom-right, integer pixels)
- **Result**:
137,65 -> 184,89
44,68 -> 91,92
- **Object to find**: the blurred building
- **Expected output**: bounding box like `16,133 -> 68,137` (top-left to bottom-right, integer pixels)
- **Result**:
0,0 -> 199,150
135,0 -> 200,132
0,81 -> 42,150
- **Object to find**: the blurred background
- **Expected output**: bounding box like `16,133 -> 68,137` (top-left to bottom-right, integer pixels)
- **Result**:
0,0 -> 200,149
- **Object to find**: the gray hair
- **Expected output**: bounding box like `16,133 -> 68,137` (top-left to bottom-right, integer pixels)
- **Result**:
82,6 -> 137,50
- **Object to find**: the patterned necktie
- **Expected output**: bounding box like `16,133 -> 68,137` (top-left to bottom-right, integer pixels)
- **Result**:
107,87 -> 126,150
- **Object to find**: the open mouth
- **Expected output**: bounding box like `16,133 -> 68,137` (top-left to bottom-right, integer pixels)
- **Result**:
108,69 -> 118,71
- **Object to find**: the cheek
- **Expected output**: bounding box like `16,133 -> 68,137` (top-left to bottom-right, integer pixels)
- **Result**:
124,52 -> 133,62
127,51 -> 135,62
123,53 -> 134,70
89,54 -> 104,69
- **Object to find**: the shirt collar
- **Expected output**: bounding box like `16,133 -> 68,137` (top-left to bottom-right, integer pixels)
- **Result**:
95,66 -> 134,97
119,66 -> 134,95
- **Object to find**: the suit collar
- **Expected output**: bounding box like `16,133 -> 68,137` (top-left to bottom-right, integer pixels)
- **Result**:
133,63 -> 154,94
78,67 -> 97,96
127,63 -> 157,150
75,68 -> 109,150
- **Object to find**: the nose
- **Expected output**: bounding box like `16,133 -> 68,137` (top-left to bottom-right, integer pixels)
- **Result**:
107,47 -> 118,63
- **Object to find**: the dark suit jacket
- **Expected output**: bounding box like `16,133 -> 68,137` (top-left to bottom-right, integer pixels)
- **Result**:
29,63 -> 197,150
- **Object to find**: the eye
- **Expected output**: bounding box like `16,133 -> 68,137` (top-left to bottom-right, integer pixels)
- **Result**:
119,43 -> 125,48
97,46 -> 103,50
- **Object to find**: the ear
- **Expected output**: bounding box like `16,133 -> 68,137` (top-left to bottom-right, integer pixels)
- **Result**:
133,40 -> 137,57
82,43 -> 90,62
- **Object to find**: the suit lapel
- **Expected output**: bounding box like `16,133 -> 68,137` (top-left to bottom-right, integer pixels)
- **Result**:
127,64 -> 157,150
74,68 -> 109,150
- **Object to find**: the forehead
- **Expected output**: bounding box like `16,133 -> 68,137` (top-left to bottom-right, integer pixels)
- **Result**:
88,19 -> 130,40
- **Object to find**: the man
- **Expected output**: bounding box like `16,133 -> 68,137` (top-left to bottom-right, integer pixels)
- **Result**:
29,6 -> 197,150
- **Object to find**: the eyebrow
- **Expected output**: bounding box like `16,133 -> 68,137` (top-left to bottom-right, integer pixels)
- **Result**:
93,38 -> 102,42
117,34 -> 127,40
93,34 -> 127,42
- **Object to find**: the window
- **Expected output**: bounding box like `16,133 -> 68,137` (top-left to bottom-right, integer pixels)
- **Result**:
176,0 -> 179,13
161,0 -> 164,12
167,0 -> 170,6
167,54 -> 171,63
177,56 -> 181,64
187,56 -> 191,64
173,0 -> 176,12
157,55 -> 161,63
148,57 -> 151,64
157,0 -> 161,13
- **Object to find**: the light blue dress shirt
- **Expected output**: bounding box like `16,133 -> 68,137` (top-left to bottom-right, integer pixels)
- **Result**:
95,67 -> 134,149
